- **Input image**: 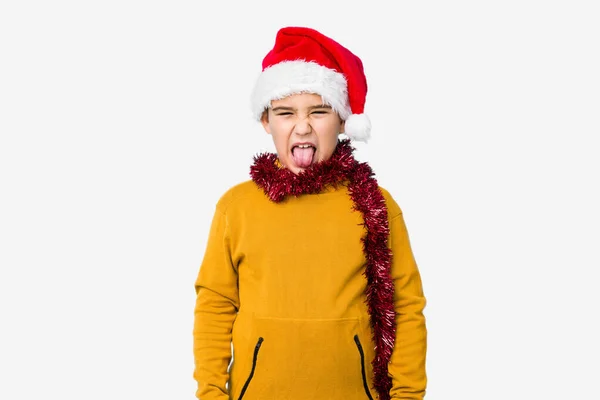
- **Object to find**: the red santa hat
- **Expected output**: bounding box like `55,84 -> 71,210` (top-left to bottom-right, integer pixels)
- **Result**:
250,26 -> 371,143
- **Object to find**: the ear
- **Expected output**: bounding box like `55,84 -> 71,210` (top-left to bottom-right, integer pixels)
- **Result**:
260,109 -> 271,135
339,118 -> 345,134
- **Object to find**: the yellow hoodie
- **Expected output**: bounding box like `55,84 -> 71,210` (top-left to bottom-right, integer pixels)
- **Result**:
193,180 -> 427,399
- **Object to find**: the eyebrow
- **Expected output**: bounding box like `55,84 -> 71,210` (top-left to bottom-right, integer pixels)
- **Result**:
271,104 -> 332,112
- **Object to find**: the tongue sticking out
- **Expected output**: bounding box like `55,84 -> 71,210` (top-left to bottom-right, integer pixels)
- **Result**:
292,146 -> 315,168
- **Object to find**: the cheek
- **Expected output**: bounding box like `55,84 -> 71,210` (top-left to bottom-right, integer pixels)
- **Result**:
319,121 -> 341,143
271,133 -> 290,155
270,121 -> 294,138
317,133 -> 340,160
315,119 -> 339,133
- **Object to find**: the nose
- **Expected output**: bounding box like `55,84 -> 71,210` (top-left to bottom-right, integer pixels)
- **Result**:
294,115 -> 312,136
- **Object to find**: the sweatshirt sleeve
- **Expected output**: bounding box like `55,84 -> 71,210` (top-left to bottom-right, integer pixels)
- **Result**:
193,206 -> 239,400
387,211 -> 428,399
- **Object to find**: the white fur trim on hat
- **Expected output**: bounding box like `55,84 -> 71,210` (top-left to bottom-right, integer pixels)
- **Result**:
251,60 -> 352,121
344,113 -> 371,143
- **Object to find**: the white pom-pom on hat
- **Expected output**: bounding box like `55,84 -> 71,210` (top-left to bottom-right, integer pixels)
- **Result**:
344,113 -> 371,143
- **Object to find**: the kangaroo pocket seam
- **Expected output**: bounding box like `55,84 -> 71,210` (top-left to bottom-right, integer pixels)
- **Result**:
237,337 -> 264,400
231,315 -> 372,399
354,335 -> 375,400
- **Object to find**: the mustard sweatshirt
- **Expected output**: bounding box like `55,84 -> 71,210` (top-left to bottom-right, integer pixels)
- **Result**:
193,180 -> 427,400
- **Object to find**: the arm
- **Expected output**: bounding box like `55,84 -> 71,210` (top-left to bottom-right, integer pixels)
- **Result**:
193,207 -> 239,399
388,211 -> 428,399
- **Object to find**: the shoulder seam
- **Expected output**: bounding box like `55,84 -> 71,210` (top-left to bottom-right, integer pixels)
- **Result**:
216,180 -> 261,214
390,210 -> 403,221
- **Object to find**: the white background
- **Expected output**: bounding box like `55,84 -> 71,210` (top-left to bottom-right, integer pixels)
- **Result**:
1,1 -> 599,399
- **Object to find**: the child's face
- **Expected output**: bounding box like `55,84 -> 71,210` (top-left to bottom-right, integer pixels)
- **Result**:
261,93 -> 345,175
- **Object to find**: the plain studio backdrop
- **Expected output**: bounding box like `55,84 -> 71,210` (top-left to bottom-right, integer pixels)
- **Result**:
1,1 -> 598,399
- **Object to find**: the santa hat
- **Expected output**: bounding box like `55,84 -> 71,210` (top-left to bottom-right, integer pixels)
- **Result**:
250,26 -> 371,143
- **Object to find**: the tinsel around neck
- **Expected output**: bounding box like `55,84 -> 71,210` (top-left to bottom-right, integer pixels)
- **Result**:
249,139 -> 357,202
249,138 -> 397,400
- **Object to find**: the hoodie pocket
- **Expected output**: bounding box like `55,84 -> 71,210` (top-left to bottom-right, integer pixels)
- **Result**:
237,337 -> 264,400
230,313 -> 375,400
354,335 -> 375,400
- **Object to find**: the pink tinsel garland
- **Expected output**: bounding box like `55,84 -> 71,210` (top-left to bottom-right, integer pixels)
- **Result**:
250,139 -> 396,399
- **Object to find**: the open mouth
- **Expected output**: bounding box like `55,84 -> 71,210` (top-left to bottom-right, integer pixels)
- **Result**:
291,144 -> 316,168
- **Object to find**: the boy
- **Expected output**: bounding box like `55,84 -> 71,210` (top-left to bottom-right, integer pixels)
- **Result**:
193,26 -> 427,400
